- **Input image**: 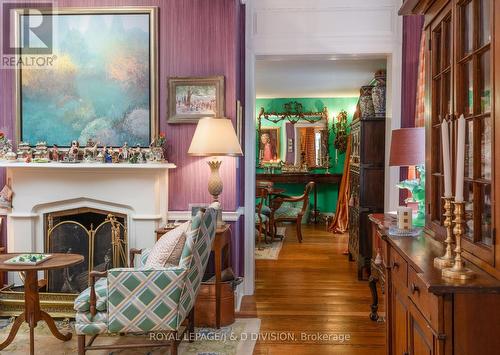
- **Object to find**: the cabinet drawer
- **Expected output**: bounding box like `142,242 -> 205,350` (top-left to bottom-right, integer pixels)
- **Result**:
389,249 -> 407,288
408,267 -> 439,331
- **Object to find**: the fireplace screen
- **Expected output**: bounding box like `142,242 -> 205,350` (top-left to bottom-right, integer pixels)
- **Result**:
45,209 -> 127,293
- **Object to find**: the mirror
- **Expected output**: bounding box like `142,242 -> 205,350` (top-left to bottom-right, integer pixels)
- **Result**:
257,103 -> 330,170
294,122 -> 328,168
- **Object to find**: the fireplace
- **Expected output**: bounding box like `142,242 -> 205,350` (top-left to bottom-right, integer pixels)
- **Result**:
45,208 -> 128,294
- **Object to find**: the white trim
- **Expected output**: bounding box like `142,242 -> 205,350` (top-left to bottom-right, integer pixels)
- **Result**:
131,214 -> 163,220
243,0 -> 403,297
168,207 -> 244,222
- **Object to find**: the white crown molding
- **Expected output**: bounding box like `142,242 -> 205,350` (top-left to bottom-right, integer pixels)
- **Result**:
168,206 -> 244,222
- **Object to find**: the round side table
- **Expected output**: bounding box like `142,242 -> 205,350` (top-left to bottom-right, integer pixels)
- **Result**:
0,253 -> 84,355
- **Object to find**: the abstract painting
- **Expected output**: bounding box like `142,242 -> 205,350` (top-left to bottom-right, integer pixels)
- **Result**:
168,76 -> 224,123
17,8 -> 158,147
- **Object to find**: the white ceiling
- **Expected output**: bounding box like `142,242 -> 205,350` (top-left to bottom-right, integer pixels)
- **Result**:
256,57 -> 387,98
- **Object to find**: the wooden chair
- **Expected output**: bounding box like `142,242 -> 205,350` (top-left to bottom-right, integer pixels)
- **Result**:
255,187 -> 270,249
270,182 -> 315,243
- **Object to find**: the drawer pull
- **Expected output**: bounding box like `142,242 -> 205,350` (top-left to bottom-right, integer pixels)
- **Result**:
410,283 -> 420,294
392,261 -> 399,270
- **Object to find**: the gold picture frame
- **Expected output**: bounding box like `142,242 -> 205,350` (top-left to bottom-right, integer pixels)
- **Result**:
168,76 -> 225,123
14,7 -> 159,147
259,126 -> 280,163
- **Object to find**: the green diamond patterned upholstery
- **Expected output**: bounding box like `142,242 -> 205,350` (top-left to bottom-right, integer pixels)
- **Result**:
74,278 -> 108,312
74,206 -> 218,336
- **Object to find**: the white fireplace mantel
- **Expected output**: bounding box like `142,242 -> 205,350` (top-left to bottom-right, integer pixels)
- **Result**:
2,162 -> 176,284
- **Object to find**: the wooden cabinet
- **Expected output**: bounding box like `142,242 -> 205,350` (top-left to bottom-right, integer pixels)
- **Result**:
348,118 -> 385,279
370,214 -> 500,355
400,0 -> 499,277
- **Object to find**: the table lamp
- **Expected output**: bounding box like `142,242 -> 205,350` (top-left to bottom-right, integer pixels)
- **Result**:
389,127 -> 425,227
188,117 -> 243,203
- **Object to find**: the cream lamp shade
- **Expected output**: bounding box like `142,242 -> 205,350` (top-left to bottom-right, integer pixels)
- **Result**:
188,117 -> 242,204
188,117 -> 243,156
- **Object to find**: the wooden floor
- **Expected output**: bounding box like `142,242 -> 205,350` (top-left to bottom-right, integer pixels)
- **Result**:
239,224 -> 386,354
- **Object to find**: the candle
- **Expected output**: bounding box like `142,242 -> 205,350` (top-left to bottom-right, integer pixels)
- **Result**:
455,114 -> 466,202
441,119 -> 452,197
397,206 -> 413,230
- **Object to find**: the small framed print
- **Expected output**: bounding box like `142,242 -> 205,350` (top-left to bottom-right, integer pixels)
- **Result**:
168,76 -> 225,123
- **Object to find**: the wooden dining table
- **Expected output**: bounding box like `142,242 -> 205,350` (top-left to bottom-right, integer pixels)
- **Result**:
0,253 -> 84,355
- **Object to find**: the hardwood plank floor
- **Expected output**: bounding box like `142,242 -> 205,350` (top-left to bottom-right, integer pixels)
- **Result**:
239,224 -> 386,354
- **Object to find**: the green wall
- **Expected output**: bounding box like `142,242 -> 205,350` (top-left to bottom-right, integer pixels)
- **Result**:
256,97 -> 358,214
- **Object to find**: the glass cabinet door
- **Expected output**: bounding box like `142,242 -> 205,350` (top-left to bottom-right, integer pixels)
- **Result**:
456,0 -> 493,262
429,7 -> 453,226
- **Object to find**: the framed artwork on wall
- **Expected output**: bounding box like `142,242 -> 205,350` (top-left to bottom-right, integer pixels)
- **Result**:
15,7 -> 158,147
168,76 -> 225,123
259,127 -> 280,163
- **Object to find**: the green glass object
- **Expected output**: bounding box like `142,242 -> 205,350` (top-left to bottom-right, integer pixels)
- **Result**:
397,165 -> 426,227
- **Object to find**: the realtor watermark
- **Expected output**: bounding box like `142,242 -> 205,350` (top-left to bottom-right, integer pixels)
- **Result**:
1,1 -> 56,69
149,331 -> 352,344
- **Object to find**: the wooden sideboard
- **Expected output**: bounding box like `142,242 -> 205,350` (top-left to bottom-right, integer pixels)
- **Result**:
369,214 -> 500,355
255,173 -> 342,223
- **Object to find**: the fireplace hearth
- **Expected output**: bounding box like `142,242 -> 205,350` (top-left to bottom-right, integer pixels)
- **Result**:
45,208 -> 128,294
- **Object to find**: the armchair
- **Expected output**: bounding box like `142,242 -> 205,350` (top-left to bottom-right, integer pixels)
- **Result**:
270,182 -> 314,243
74,207 -> 217,355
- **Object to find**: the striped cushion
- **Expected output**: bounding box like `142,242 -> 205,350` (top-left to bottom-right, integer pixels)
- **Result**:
74,277 -> 108,312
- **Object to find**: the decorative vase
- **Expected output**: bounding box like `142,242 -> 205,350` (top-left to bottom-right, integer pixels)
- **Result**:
372,70 -> 386,118
359,86 -> 375,118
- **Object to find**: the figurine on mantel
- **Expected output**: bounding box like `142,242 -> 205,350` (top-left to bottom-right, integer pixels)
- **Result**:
64,140 -> 80,163
33,141 -> 50,162
51,145 -> 60,161
83,139 -> 99,162
17,142 -> 32,162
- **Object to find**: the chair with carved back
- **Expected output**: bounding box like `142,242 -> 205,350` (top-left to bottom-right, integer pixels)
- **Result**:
269,182 -> 315,243
255,187 -> 270,249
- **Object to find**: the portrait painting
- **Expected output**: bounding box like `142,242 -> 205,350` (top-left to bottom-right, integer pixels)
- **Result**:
168,76 -> 225,123
16,8 -> 158,147
259,127 -> 280,163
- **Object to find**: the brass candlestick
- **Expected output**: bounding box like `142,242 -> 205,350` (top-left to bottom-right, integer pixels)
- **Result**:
442,202 -> 475,280
434,197 -> 455,268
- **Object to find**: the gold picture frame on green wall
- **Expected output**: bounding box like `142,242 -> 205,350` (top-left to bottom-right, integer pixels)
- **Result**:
259,126 -> 280,163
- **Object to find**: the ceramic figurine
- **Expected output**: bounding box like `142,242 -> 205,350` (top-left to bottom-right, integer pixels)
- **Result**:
17,142 -> 32,160
104,147 -> 112,163
33,141 -> 50,161
83,139 -> 99,162
5,149 -> 17,161
96,145 -> 105,163
66,140 -> 80,162
0,132 -> 11,159
51,145 -> 60,161
121,142 -> 129,160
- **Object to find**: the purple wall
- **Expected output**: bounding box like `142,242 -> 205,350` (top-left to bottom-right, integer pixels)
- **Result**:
0,0 -> 245,274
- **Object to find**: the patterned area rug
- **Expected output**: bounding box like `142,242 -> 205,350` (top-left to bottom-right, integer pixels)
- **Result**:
0,317 -> 260,355
255,226 -> 286,260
